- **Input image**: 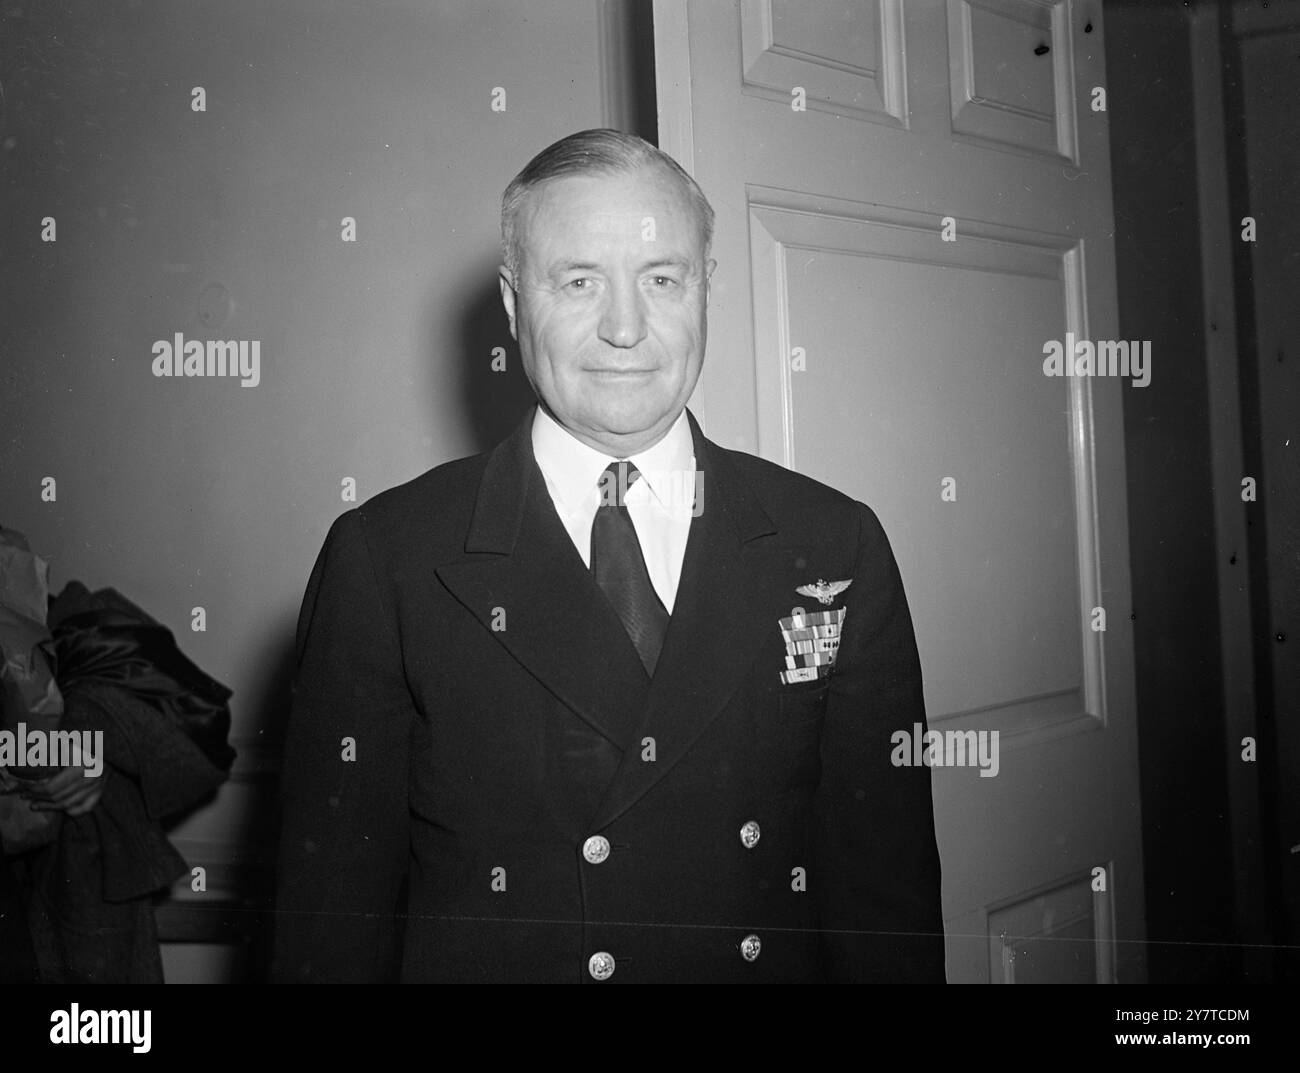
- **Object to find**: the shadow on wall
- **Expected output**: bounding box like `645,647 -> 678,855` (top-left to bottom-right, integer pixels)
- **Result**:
182,256 -> 533,980
190,616 -> 296,982
449,258 -> 536,456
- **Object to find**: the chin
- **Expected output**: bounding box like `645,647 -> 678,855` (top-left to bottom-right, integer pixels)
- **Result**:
590,411 -> 657,436
584,390 -> 672,426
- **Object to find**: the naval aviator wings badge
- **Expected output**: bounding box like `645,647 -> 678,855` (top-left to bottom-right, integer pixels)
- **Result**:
778,578 -> 852,684
796,578 -> 852,606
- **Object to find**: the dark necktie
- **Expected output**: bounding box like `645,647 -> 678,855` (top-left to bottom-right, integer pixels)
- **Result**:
590,461 -> 669,677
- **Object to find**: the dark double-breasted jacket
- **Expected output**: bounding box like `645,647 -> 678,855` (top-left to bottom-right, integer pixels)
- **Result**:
273,407 -> 945,983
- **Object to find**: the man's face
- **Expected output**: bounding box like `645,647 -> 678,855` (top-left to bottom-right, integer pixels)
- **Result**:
499,166 -> 715,456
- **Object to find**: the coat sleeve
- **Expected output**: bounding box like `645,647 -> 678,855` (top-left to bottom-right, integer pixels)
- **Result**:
272,509 -> 416,983
811,503 -> 946,982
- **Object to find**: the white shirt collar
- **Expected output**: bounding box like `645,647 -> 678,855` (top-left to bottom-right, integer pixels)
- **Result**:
531,406 -> 694,511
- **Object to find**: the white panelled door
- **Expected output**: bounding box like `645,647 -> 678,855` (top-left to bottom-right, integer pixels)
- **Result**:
656,0 -> 1144,982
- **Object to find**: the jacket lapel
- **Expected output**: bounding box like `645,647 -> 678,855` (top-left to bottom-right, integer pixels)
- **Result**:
589,411 -> 778,831
436,409 -> 650,749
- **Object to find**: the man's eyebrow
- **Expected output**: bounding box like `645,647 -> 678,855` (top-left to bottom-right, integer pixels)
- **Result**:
548,260 -> 603,274
641,257 -> 693,272
545,256 -> 697,276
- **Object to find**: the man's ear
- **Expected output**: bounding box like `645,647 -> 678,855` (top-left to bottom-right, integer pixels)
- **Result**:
498,266 -> 519,340
705,258 -> 717,303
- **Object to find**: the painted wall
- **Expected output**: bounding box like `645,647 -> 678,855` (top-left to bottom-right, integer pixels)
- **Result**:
1104,3 -> 1235,983
1229,5 -> 1300,980
0,0 -> 614,980
1104,0 -> 1300,983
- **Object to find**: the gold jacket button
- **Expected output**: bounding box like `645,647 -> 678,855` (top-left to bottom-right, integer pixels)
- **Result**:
588,951 -> 616,980
740,934 -> 762,962
582,835 -> 611,864
739,820 -> 761,849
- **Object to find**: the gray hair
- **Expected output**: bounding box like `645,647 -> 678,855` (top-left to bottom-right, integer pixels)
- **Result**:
500,128 -> 715,281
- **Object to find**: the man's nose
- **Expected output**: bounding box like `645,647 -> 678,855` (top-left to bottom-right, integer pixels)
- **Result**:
596,281 -> 648,349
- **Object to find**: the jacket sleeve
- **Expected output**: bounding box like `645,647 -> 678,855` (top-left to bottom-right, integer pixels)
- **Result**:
812,503 -> 946,982
272,509 -> 416,982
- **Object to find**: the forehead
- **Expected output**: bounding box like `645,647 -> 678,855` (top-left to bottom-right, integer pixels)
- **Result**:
519,167 -> 702,257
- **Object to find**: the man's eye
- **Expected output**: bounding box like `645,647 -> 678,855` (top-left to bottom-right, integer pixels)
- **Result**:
565,278 -> 594,291
650,276 -> 678,288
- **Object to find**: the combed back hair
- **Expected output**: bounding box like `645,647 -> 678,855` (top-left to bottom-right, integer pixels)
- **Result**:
501,128 -> 716,281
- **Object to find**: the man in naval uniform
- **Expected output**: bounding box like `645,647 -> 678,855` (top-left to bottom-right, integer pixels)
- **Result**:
273,128 -> 945,983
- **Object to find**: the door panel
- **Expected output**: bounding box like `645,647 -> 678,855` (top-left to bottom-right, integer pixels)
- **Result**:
658,0 -> 1144,982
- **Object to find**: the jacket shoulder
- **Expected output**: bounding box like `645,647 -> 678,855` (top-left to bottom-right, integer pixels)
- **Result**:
715,444 -> 884,544
325,450 -> 490,558
363,451 -> 487,519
